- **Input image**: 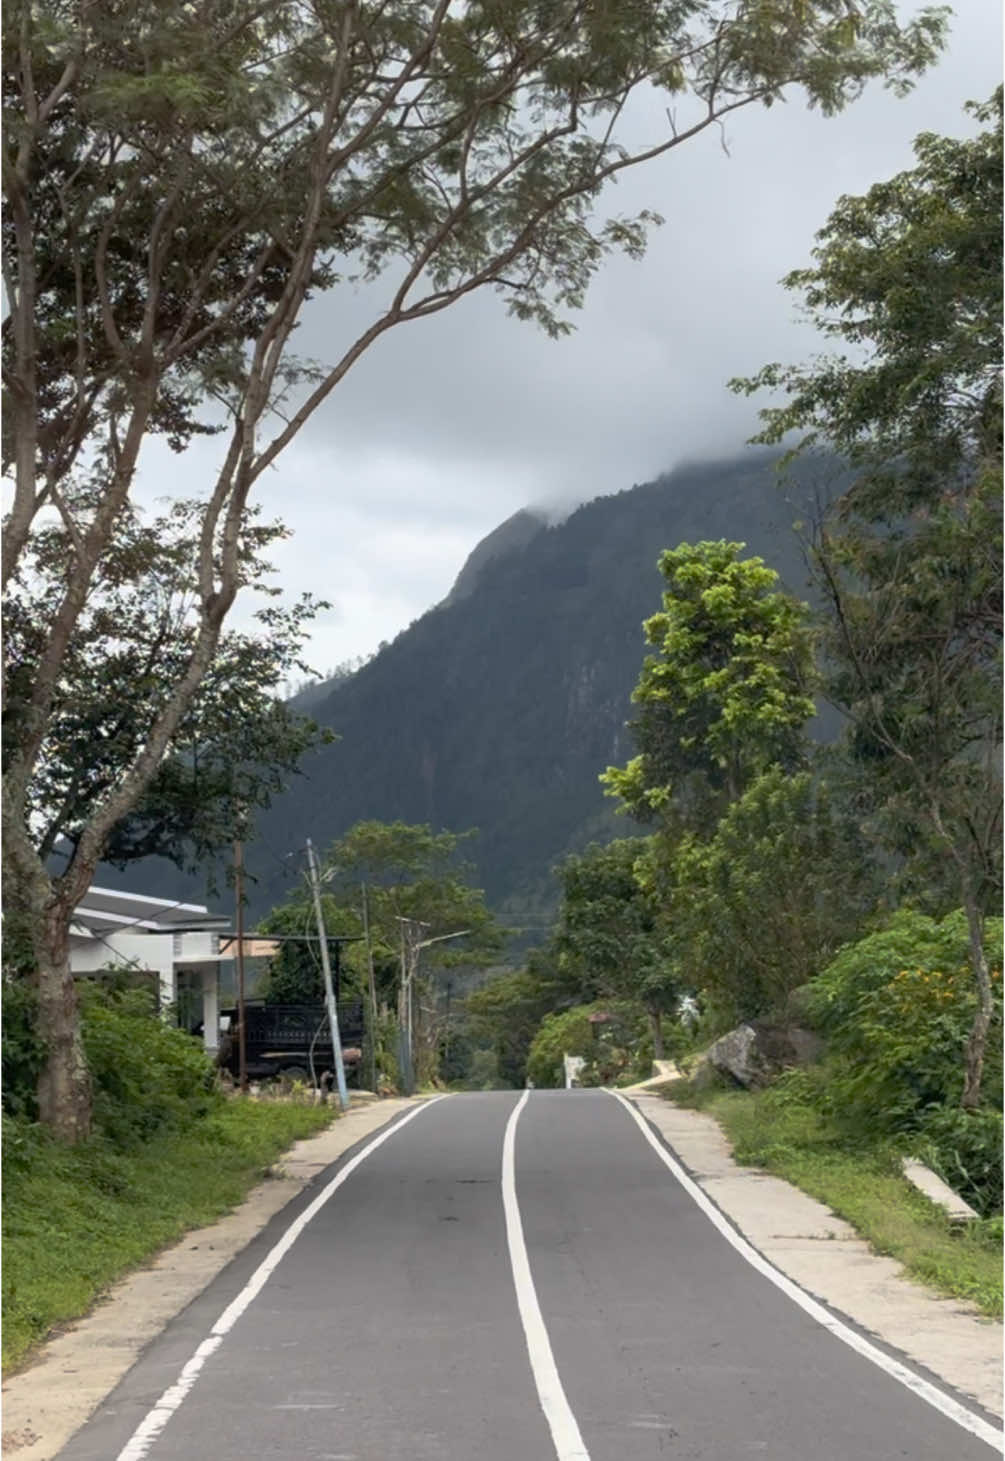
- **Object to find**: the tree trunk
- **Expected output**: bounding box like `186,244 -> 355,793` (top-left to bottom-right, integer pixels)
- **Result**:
960,890 -> 991,1111
648,1006 -> 665,1060
35,900 -> 92,1142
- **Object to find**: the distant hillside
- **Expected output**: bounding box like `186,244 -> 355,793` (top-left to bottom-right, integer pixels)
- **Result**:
241,451 -> 836,924
91,451 -> 838,930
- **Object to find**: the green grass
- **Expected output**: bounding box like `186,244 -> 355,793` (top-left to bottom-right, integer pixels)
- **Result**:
670,1083 -> 1003,1319
2,1099 -> 336,1373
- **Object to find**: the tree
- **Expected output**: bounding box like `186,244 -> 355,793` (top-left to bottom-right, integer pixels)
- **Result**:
665,767 -> 878,1019
4,497 -> 330,879
465,948 -> 574,1089
259,821 -> 505,1085
732,92 -> 1002,1106
602,540 -> 816,820
555,838 -> 677,1056
2,0 -> 947,1137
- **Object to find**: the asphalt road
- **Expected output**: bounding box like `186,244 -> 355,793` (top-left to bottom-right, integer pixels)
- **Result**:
59,1091 -> 1000,1460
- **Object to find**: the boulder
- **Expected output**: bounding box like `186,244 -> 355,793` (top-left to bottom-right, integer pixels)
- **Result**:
707,1021 -> 823,1090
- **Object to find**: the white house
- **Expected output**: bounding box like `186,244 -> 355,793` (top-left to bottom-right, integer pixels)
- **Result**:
69,886 -> 233,1055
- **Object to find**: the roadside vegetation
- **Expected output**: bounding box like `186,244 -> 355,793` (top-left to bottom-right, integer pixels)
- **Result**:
671,1080 -> 1003,1319
463,96 -> 1003,1303
2,982 -> 334,1373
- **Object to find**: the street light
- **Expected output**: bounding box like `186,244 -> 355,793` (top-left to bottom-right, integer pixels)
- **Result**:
394,919 -> 470,1093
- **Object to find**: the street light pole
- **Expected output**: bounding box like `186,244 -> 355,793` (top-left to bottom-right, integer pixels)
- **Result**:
394,921 -> 471,1094
305,839 -> 350,1112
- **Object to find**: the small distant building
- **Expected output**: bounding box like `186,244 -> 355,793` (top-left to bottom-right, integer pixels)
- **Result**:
69,886 -> 233,1055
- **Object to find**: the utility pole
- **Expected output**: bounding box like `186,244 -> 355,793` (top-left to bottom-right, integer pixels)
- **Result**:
233,837 -> 248,1092
305,839 -> 350,1112
361,881 -> 378,1094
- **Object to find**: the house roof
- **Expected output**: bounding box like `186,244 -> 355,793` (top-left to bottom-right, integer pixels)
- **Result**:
73,885 -> 230,935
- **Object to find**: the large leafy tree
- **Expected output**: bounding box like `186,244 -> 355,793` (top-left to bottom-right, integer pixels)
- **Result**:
665,767 -> 879,1019
602,540 -> 816,819
4,498 -> 328,878
555,838 -> 677,1055
732,92 -> 1003,1106
2,0 -> 947,1137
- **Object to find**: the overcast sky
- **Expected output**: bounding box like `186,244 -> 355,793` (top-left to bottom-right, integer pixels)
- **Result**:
137,4 -> 1002,679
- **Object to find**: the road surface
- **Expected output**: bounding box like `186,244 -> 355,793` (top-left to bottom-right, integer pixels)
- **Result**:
59,1091 -> 1001,1460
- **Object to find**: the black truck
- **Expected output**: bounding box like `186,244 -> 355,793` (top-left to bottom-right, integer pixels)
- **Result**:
217,1000 -> 366,1085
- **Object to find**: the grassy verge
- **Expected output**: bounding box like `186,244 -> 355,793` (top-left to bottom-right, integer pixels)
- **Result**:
670,1083 -> 1003,1319
2,1098 -> 335,1374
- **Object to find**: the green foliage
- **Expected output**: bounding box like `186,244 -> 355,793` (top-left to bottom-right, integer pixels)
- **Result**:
805,910 -> 1003,1211
5,500 -> 330,878
79,984 -> 219,1149
603,541 -> 816,820
808,910 -> 1003,1064
688,1084 -> 1002,1315
555,838 -> 678,1016
526,1006 -> 598,1089
669,768 -> 879,1019
526,1000 -> 649,1089
733,90 -> 1001,500
466,1048 -> 503,1091
913,1106 -> 1003,1220
258,895 -> 362,1007
1,978 -> 45,1120
2,1099 -> 334,1372
465,953 -> 573,1089
3,0 -> 949,1138
733,95 -> 1003,1105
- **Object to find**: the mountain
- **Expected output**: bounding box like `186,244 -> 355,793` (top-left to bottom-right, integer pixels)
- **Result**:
442,507 -> 547,605
238,451 -> 836,925
88,450 -> 837,930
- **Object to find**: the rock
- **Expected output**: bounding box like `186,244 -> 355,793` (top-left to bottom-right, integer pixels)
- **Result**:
706,1021 -> 823,1090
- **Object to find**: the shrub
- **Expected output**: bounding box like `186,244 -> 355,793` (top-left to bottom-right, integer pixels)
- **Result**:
804,909 -> 1003,1213
80,984 -> 219,1149
526,1006 -> 596,1088
913,1105 -> 1004,1219
1,978 -> 45,1120
526,1001 -> 648,1088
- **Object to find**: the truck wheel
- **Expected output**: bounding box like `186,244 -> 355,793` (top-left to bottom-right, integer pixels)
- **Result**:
277,1065 -> 311,1087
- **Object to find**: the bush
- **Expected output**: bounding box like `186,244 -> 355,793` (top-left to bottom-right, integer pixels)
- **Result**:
80,984 -> 219,1148
526,1006 -> 595,1088
803,909 -> 1003,1213
1,978 -> 45,1120
526,1001 -> 649,1088
913,1105 -> 1004,1219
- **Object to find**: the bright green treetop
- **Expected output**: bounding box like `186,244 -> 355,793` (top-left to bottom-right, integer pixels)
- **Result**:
603,540 -> 816,820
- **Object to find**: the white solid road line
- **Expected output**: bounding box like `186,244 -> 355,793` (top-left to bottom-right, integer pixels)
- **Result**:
610,1091 -> 1004,1455
502,1090 -> 592,1461
116,1097 -> 446,1461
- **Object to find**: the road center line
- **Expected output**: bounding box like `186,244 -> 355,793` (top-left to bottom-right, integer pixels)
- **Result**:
116,1097 -> 446,1461
502,1090 -> 592,1461
609,1091 -> 1004,1454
